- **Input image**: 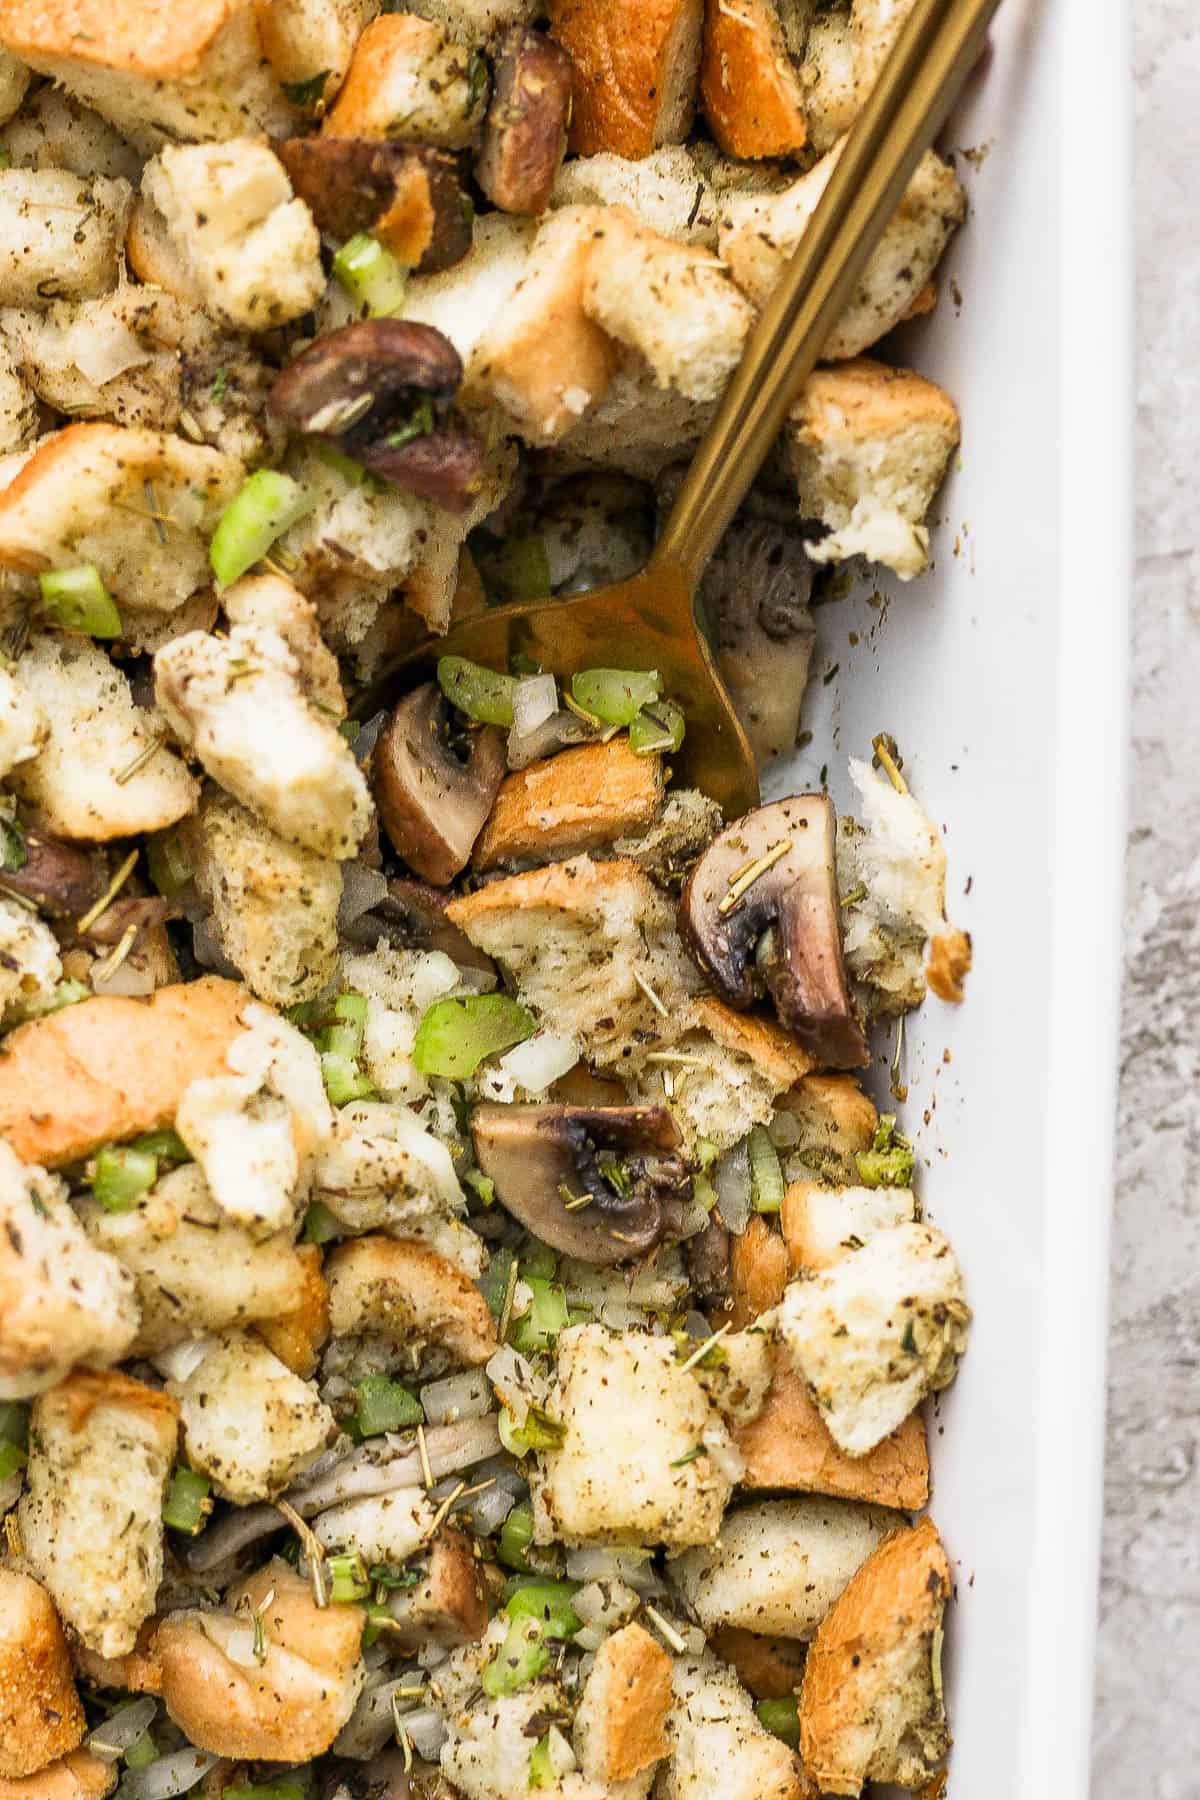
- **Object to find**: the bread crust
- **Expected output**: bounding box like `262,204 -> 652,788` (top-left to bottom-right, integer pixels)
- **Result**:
0,1752 -> 116,1800
700,0 -> 807,160
253,1243 -> 331,1378
325,1234 -> 497,1366
576,1622 -> 673,1780
727,1212 -> 790,1328
548,0 -> 704,157
690,995 -> 815,1087
0,977 -> 247,1167
793,357 -> 960,446
0,0 -> 238,79
0,1570 -> 85,1780
473,738 -> 665,869
925,927 -> 972,1003
710,1625 -> 808,1701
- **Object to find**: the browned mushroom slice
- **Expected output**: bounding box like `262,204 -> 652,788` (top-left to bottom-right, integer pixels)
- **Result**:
278,138 -> 472,274
699,515 -> 817,766
341,875 -> 498,979
475,27 -> 574,215
679,796 -> 868,1069
372,684 -> 506,886
0,822 -> 107,919
471,1103 -> 692,1264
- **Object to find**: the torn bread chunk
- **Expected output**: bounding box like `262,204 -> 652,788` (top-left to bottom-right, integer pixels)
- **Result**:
181,788 -> 342,1006
799,1516 -> 951,1796
324,14 -> 490,149
785,359 -> 961,579
0,86 -> 141,182
253,1242 -> 331,1378
659,1652 -> 809,1800
548,0 -> 704,158
837,756 -> 948,1014
0,1142 -> 138,1401
438,1634 -> 587,1800
551,145 -> 721,247
141,140 -> 325,331
312,1489 -> 436,1564
530,1323 -> 737,1549
0,1753 -> 117,1800
325,1234 -> 497,1372
0,423 -> 242,612
19,1371 -> 179,1659
473,739 -> 666,870
800,11 -> 857,152
0,341 -> 37,455
690,1326 -> 773,1427
156,1560 -> 365,1760
381,1525 -> 488,1651
221,570 -> 345,715
402,210 -> 537,376
627,996 -> 813,1153
0,1569 -> 86,1780
255,0 -> 378,111
10,636 -> 198,841
0,976 -> 246,1169
776,1221 -> 970,1456
0,664 -> 46,775
0,0 -> 295,151
721,147 -> 965,357
781,1179 -> 917,1272
0,893 -> 61,1024
613,788 -> 724,886
169,1329 -> 335,1503
0,170 -> 131,307
699,0 -> 808,161
671,1495 -> 895,1640
574,1622 -> 673,1785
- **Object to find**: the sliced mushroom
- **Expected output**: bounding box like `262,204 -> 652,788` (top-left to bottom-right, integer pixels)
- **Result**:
372,684 -> 506,886
340,876 -> 498,979
471,1103 -> 692,1264
686,1213 -> 732,1301
475,27 -> 574,215
268,319 -> 484,510
679,796 -> 868,1069
278,139 -> 471,273
0,822 -> 107,919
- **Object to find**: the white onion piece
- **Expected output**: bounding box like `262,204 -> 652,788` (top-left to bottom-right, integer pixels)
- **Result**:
87,1698 -> 158,1762
420,1368 -> 492,1426
404,1708 -> 449,1761
223,1623 -> 259,1668
571,1579 -> 641,1629
544,1726 -> 576,1778
767,1108 -> 802,1150
714,1138 -> 752,1235
511,674 -> 558,736
703,1431 -> 745,1485
495,1031 -> 579,1096
334,1674 -> 422,1760
353,709 -> 388,763
120,1750 -> 218,1800
339,862 -> 390,929
152,1337 -> 213,1385
461,1479 -> 515,1536
62,316 -> 150,386
506,710 -> 595,771
674,1198 -> 711,1241
91,957 -> 157,998
566,1546 -> 651,1583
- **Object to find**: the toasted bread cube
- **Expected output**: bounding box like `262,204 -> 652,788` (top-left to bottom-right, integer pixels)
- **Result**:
728,1214 -> 790,1330
700,0 -> 807,160
326,1234 -> 497,1370
735,1342 -> 930,1509
402,210 -> 537,373
777,1222 -> 970,1456
800,13 -> 857,153
312,1096 -> 479,1271
799,1516 -> 951,1795
19,1372 -> 179,1659
312,1489 -> 436,1564
549,0 -> 704,158
0,665 -> 45,777
575,1621 -> 672,1783
0,1752 -> 116,1800
531,1323 -> 735,1550
781,1179 -> 917,1272
254,1243 -> 331,1378
0,86 -> 141,181
0,976 -> 246,1169
659,1653 -> 809,1800
170,1330 -> 335,1503
324,15 -> 489,148
473,739 -> 665,870
157,1560 -> 365,1760
0,170 -> 130,307
628,996 -> 813,1153
691,1326 -> 772,1427
381,1526 -> 487,1649
0,51 -> 30,125
255,0 -> 377,109
774,1073 -> 878,1187
0,1570 -> 86,1779
221,570 -> 346,714
551,145 -> 722,246
71,1626 -> 163,1700
837,755 -> 948,1014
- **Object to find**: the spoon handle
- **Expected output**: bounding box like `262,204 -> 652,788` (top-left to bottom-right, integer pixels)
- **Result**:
653,0 -> 1003,591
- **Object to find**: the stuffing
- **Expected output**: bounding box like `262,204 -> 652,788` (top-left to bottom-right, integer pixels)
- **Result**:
735,1343 -> 930,1508
79,1162 -> 319,1354
0,1569 -> 86,1779
0,0 -> 294,151
254,1242 -> 331,1378
776,1221 -> 970,1456
0,87 -> 141,183
312,1096 -> 482,1273
0,1140 -> 137,1400
658,1652 -> 809,1800
180,788 -> 343,1006
551,146 -> 721,247
473,739 -> 666,870
837,756 -> 948,1013
690,1326 -> 773,1426
799,1516 -> 951,1795
323,14 -> 490,149
221,570 -> 345,714
699,0 -> 808,161
548,0 -> 704,158
671,1495 -> 895,1639
800,12 -> 857,152
0,423 -> 241,612
140,140 -> 324,332
0,664 -> 45,774
174,1002 -> 332,1237
312,1489 -> 435,1564
331,945 -> 461,1107
0,341 -> 37,454
581,208 -> 754,404
720,148 -> 965,357
325,1234 -> 497,1372
785,359 -> 961,578
18,1371 -> 179,1659
440,1642 -> 596,1800
255,0 -> 378,110
530,1323 -> 736,1549
169,1329 -> 335,1502
612,788 -> 724,886
574,1622 -> 673,1785
0,1753 -> 116,1800
0,893 -> 61,1023
781,1179 -> 917,1272
377,1525 -> 487,1650
627,996 -> 813,1153
154,624 -> 371,859
773,1073 -> 879,1187
0,171 -> 131,308
550,360 -> 719,478
9,636 -> 198,841
445,857 -> 704,1060
396,442 -> 517,634
0,976 -> 246,1168
402,211 -> 538,376
156,1560 -> 365,1759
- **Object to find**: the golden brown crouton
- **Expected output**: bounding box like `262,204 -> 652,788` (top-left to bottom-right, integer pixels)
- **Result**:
710,1626 -> 807,1701
473,739 -> 665,870
0,1571 -> 85,1780
700,0 -> 807,160
0,977 -> 247,1168
780,1180 -> 916,1274
799,1517 -> 951,1796
324,14 -> 489,149
575,1621 -> 673,1782
774,1073 -> 878,1187
382,1527 -> 488,1650
71,1624 -> 163,1699
734,1344 -> 930,1511
925,928 -> 972,1003
694,996 -> 815,1090
253,1244 -> 331,1379
727,1214 -> 790,1329
325,1235 -> 498,1368
549,0 -> 704,157
0,1753 -> 115,1800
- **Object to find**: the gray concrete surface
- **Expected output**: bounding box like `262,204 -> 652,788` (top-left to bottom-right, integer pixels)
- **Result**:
1091,3 -> 1200,1792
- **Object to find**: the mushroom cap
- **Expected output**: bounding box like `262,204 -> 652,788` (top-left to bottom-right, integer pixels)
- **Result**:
372,684 -> 507,886
679,795 -> 868,1069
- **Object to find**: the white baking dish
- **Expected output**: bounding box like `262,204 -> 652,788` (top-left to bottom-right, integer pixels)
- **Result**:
765,0 -> 1131,1790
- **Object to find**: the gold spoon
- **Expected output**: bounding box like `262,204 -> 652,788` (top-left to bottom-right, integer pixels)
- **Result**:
384,0 -> 1003,817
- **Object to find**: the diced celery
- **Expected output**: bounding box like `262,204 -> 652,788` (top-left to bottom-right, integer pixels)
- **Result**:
90,1145 -> 158,1212
302,1200 -> 341,1245
328,1551 -> 371,1604
353,1374 -> 424,1437
509,1277 -> 569,1354
497,1501 -> 533,1571
332,233 -> 409,318
755,1696 -> 800,1748
748,1125 -> 785,1213
38,565 -> 121,638
162,1466 -> 213,1535
412,994 -> 535,1079
855,1113 -> 915,1189
209,471 -> 313,589
437,655 -> 518,727
629,699 -> 685,755
571,668 -> 661,727
321,1051 -> 377,1106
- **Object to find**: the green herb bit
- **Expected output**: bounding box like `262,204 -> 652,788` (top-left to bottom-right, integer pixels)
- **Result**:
90,1144 -> 158,1212
303,1200 -> 341,1245
44,979 -> 89,1013
571,667 -> 662,728
38,565 -> 121,638
498,1501 -> 533,1571
353,1373 -> 424,1438
328,1551 -> 371,1604
670,1445 -> 704,1468
282,69 -> 330,107
521,1241 -> 558,1282
0,815 -> 25,874
332,232 -> 409,318
223,1785 -> 308,1800
748,1125 -> 785,1213
385,397 -> 435,450
463,1168 -> 496,1206
129,1129 -> 190,1167
146,828 -> 192,898
629,699 -> 685,756
210,367 -> 229,402
162,1465 -> 213,1536
528,1733 -> 555,1789
361,1600 -> 394,1648
320,1050 -> 377,1106
209,470 -> 314,589
469,529 -> 552,603
855,1112 -> 915,1189
497,1404 -> 566,1457
412,993 -> 535,1079
0,1442 -> 25,1481
509,1277 -> 569,1354
437,655 -> 519,727
465,47 -> 490,108
755,1696 -> 800,1749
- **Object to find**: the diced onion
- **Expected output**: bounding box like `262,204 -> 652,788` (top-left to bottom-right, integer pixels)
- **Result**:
334,1673 -> 422,1760
404,1708 -> 449,1761
63,316 -> 150,387
511,673 -> 558,737
572,1578 -> 640,1630
714,1138 -> 752,1235
420,1368 -> 492,1426
674,1198 -> 712,1241
704,1431 -> 745,1485
505,710 -> 596,771
494,1030 -> 578,1096
565,1546 -> 651,1584
119,1750 -> 218,1800
543,1725 -> 576,1779
87,1698 -> 158,1762
352,709 -> 388,763
338,862 -> 389,929
462,1479 -> 515,1536
152,1337 -> 213,1385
